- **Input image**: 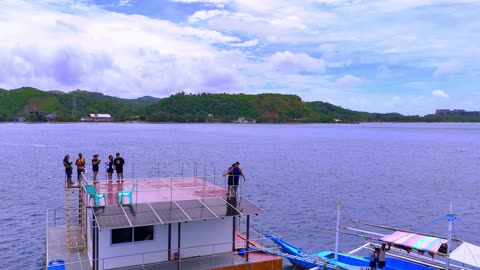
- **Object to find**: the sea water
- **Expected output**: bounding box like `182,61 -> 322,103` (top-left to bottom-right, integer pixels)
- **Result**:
0,123 -> 478,269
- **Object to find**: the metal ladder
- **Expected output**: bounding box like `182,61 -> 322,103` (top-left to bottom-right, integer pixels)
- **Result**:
65,185 -> 87,254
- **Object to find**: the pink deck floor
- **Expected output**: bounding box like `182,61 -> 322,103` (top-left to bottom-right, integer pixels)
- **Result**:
80,177 -> 229,207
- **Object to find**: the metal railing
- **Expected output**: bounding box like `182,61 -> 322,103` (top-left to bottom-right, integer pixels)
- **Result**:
47,208 -> 67,227
72,161 -> 226,186
65,161 -> 246,207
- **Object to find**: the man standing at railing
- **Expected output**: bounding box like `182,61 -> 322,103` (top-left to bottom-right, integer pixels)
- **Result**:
114,152 -> 125,182
223,162 -> 246,196
75,153 -> 86,182
378,243 -> 391,269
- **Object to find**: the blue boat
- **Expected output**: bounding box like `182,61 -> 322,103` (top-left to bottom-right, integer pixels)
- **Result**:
264,234 -> 436,270
258,202 -> 480,270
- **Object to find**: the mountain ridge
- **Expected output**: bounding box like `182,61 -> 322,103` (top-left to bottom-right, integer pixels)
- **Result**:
0,87 -> 478,123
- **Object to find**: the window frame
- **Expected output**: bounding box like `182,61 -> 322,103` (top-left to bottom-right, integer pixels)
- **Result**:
111,225 -> 154,245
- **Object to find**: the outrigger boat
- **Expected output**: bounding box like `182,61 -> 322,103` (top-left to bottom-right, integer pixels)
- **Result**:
257,201 -> 480,270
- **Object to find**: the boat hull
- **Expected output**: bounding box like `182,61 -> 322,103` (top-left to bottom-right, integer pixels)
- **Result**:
264,234 -> 436,270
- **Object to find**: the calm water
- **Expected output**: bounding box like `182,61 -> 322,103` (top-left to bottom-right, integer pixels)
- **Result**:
0,123 -> 479,269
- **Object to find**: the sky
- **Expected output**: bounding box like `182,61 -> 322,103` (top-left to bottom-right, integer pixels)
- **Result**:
0,0 -> 479,115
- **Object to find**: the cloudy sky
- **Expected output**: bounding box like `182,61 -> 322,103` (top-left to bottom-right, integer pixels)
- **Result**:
1,0 -> 479,115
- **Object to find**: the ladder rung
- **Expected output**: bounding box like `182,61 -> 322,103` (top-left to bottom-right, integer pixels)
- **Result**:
67,235 -> 85,239
68,244 -> 87,248
66,212 -> 85,216
66,217 -> 85,221
66,214 -> 85,220
66,221 -> 85,225
67,235 -> 85,238
66,218 -> 84,226
67,228 -> 84,232
67,246 -> 87,249
67,234 -> 85,238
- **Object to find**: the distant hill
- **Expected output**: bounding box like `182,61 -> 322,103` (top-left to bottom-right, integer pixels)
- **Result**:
1,87 -> 479,123
146,92 -> 324,123
0,87 -> 157,121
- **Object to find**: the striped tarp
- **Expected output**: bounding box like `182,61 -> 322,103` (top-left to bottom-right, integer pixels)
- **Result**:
380,231 -> 447,255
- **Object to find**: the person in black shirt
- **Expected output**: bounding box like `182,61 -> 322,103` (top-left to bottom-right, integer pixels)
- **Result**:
92,154 -> 101,183
113,152 -> 125,182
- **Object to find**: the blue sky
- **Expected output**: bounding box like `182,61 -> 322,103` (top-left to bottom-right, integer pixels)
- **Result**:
0,0 -> 479,115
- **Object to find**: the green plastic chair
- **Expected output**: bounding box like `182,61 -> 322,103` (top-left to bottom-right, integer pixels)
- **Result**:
118,183 -> 136,204
85,185 -> 106,206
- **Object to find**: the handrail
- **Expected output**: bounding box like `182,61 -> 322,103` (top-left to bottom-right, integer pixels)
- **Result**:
68,161 -> 228,182
69,161 -> 243,207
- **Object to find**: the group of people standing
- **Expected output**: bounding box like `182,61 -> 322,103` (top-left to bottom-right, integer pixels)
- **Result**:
223,161 -> 246,196
63,152 -> 126,186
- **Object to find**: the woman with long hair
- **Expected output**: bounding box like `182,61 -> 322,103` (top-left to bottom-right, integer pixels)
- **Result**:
63,154 -> 74,186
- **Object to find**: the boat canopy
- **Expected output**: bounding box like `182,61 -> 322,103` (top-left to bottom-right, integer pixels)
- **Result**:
449,242 -> 480,267
380,231 -> 447,256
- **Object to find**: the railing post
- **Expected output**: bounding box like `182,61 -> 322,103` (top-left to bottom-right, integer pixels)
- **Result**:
132,163 -> 135,181
202,163 -> 206,199
194,162 -> 197,180
214,167 -> 216,187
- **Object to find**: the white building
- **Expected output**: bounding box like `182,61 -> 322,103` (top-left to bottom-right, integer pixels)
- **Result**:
88,113 -> 112,122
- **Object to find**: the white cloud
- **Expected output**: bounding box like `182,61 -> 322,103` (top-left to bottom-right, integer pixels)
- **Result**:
188,9 -> 227,23
0,0 -> 248,97
432,89 -> 449,98
268,51 -> 326,73
119,0 -> 131,6
181,26 -> 240,43
336,75 -> 362,88
434,60 -> 463,76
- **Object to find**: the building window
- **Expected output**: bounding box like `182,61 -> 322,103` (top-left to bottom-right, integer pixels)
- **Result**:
112,228 -> 133,244
112,226 -> 154,244
134,226 -> 154,241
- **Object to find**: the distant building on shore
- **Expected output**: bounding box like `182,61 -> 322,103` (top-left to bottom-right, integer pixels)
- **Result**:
88,113 -> 112,122
23,105 -> 40,116
435,109 -> 480,116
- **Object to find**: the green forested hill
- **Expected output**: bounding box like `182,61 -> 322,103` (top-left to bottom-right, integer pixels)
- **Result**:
146,92 -> 323,122
1,87 -> 479,123
0,87 -> 158,121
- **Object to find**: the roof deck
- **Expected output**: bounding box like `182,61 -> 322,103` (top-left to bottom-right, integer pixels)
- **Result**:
76,176 -> 263,229
81,177 -> 231,206
75,161 -> 245,206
